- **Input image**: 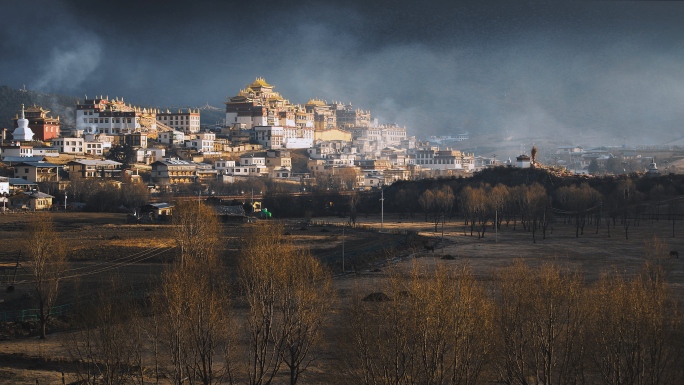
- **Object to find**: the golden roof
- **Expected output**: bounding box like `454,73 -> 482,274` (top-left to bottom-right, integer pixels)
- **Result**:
306,98 -> 326,106
249,77 -> 272,88
25,104 -> 49,113
237,88 -> 253,96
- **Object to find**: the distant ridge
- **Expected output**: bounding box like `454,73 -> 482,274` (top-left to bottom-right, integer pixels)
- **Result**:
199,102 -> 222,112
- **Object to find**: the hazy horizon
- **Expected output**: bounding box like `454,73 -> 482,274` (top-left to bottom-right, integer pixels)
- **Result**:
2,0 -> 684,146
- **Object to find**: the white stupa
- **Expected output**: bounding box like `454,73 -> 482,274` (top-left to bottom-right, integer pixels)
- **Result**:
13,104 -> 34,141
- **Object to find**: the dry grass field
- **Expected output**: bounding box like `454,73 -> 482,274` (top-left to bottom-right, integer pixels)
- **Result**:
1,211 -> 683,384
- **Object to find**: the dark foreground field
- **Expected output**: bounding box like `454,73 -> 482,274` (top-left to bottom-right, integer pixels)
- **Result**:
1,212 -> 683,384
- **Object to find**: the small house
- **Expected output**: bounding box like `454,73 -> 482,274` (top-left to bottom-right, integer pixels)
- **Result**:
516,154 -> 531,169
11,191 -> 54,211
214,205 -> 247,223
138,202 -> 174,221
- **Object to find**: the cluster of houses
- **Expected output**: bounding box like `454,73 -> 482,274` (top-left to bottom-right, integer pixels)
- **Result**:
16,78 -> 674,210
3,76 -> 678,211
553,145 -> 666,175
0,79 -> 492,210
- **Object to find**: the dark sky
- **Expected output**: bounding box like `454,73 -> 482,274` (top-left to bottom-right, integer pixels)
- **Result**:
2,0 -> 684,145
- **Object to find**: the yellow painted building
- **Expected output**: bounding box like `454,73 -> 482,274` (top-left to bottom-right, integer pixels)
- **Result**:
314,128 -> 352,142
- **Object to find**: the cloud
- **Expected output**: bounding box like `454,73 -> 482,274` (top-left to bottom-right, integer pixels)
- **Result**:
5,0 -> 684,148
32,37 -> 102,92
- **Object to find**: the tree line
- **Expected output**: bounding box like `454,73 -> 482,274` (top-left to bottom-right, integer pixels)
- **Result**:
382,168 -> 684,242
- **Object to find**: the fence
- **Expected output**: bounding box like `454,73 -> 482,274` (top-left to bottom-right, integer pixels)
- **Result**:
307,219 -> 415,236
0,303 -> 73,323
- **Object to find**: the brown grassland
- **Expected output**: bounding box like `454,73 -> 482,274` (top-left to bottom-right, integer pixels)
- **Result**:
1,211 -> 683,384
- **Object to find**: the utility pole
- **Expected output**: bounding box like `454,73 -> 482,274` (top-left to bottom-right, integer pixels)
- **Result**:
495,209 -> 498,243
380,189 -> 384,231
441,213 -> 445,253
342,226 -> 345,272
64,191 -> 67,212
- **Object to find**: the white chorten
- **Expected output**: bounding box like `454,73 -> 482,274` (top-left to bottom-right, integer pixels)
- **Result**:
13,104 -> 34,141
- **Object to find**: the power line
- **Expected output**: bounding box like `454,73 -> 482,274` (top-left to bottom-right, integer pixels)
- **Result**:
11,245 -> 175,284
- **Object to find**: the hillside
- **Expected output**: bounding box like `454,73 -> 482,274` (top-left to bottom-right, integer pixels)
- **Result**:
0,85 -> 79,131
0,85 -> 226,132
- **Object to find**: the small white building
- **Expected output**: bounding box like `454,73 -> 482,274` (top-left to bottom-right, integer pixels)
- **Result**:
326,153 -> 356,167
85,141 -> 104,156
0,145 -> 33,159
214,159 -> 236,172
269,167 -> 291,179
185,131 -> 215,153
135,148 -> 165,163
50,137 -> 85,155
359,173 -> 384,189
283,137 -> 314,149
0,176 -> 9,195
516,154 -> 531,168
32,147 -> 60,158
156,109 -> 201,134
83,133 -> 114,150
239,153 -> 268,176
253,126 -> 284,149
158,130 -> 185,145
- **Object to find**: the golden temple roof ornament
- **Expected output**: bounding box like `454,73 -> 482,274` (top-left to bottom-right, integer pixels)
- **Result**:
250,77 -> 272,87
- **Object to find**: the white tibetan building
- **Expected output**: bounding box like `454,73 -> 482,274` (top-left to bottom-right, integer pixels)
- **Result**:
12,105 -> 34,141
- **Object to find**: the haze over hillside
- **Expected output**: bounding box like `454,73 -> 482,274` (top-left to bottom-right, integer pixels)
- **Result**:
0,85 -> 224,131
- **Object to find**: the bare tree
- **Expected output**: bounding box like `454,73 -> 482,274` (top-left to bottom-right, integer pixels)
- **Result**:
556,184 -> 602,238
279,248 -> 333,385
345,262 -> 493,385
587,256 -> 683,385
472,185 -> 492,238
494,261 -> 588,385
160,201 -> 230,385
239,222 -> 333,385
160,256 -> 230,385
172,200 -> 221,265
490,184 -> 509,230
66,277 -> 143,385
460,185 -> 481,236
523,183 -> 550,243
419,189 -> 435,222
25,212 -> 67,339
432,186 -> 455,232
